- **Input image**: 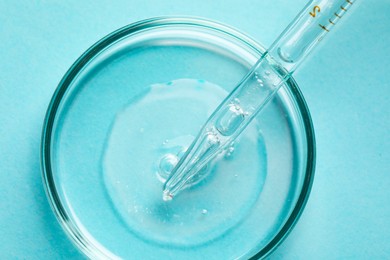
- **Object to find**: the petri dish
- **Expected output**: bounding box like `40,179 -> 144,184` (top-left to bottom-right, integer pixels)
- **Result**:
41,17 -> 315,259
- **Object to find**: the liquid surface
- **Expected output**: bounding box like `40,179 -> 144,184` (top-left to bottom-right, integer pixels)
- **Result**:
103,79 -> 267,247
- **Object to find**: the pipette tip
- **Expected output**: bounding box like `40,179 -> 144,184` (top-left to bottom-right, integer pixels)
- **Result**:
162,190 -> 173,201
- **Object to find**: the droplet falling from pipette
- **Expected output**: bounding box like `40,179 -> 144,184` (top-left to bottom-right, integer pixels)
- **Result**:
163,0 -> 357,200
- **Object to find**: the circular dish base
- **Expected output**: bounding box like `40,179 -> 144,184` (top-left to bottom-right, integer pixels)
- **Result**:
42,17 -> 315,259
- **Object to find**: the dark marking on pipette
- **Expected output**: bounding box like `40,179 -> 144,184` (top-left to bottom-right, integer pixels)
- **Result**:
319,24 -> 329,32
341,6 -> 347,11
346,0 -> 353,4
329,19 -> 335,25
334,12 -> 342,18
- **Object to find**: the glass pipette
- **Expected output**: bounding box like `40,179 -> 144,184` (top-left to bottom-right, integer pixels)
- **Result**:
163,0 -> 357,201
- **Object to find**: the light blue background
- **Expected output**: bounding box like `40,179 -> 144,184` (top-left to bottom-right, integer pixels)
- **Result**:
0,0 -> 389,259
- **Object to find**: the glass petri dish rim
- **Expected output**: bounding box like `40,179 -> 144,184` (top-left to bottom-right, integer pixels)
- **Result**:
40,16 -> 316,259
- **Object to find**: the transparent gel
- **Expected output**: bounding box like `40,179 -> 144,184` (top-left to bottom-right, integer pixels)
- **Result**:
104,78 -> 266,247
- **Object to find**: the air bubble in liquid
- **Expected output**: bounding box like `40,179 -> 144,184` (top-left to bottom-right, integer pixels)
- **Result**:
224,145 -> 235,158
158,154 -> 179,182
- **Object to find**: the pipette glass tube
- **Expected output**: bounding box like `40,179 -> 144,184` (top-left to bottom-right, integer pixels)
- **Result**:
163,0 -> 356,201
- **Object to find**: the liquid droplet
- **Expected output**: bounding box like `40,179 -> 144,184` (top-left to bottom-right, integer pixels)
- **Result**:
162,191 -> 173,201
